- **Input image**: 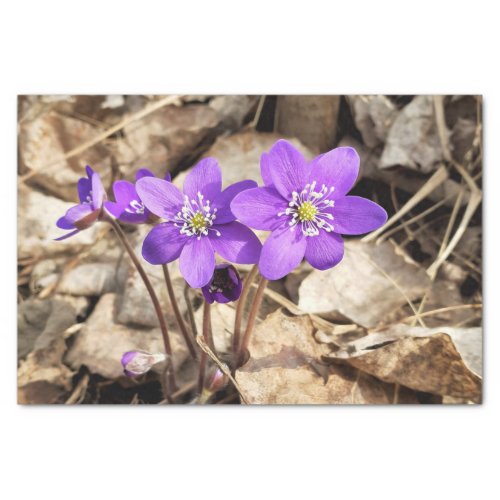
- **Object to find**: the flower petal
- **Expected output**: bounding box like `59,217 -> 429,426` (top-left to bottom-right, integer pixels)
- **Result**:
212,180 -> 257,224
54,229 -> 80,241
333,196 -> 388,235
142,223 -> 188,265
85,165 -> 94,178
231,186 -> 287,231
268,140 -> 310,198
209,221 -> 262,264
56,216 -> 75,230
183,157 -> 222,202
259,224 -> 307,280
260,152 -> 274,186
304,232 -> 344,270
136,168 -> 155,180
179,236 -> 215,288
309,147 -> 360,198
91,171 -> 105,209
64,203 -> 93,224
136,177 -> 184,219
77,178 -> 92,203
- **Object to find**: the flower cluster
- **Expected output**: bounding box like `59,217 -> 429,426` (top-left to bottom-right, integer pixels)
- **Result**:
56,140 -> 387,287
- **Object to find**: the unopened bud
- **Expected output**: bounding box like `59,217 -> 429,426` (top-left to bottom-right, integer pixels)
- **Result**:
202,263 -> 242,304
121,350 -> 166,377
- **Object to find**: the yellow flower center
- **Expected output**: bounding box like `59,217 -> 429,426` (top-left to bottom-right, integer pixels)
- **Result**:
297,202 -> 317,221
190,211 -> 206,231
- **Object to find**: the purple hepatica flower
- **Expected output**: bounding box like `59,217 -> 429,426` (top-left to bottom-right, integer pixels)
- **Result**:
231,140 -> 388,280
55,166 -> 106,240
136,158 -> 262,288
201,263 -> 242,304
121,350 -> 166,377
104,168 -> 171,224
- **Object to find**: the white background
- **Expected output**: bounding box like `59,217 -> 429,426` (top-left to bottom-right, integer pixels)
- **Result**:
1,1 -> 498,499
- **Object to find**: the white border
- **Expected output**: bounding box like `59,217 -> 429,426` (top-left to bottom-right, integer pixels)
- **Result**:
2,1 -> 498,499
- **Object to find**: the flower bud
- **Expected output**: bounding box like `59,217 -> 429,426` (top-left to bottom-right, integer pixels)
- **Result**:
121,350 -> 166,377
205,368 -> 227,393
201,263 -> 242,304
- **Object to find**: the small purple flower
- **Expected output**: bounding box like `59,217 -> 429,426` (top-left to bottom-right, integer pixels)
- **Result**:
104,169 -> 171,224
55,165 -> 106,240
201,263 -> 242,304
121,350 -> 166,377
231,140 -> 388,280
136,158 -> 262,288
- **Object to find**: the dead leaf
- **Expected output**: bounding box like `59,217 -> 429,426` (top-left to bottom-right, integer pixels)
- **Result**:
297,240 -> 430,328
235,309 -> 418,404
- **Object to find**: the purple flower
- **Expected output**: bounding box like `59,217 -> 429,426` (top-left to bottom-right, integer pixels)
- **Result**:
231,140 -> 388,280
121,350 -> 166,377
136,158 -> 262,288
104,169 -> 171,224
55,166 -> 106,240
201,263 -> 242,304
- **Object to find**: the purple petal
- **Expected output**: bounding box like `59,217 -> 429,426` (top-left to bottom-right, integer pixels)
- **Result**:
136,177 -> 184,219
304,232 -> 344,271
91,171 -> 105,209
333,196 -> 388,235
64,203 -> 93,225
309,147 -> 360,198
112,180 -> 137,204
259,224 -> 307,280
142,222 -> 188,265
267,140 -> 310,199
213,180 -> 258,224
231,186 -> 287,231
183,157 -> 222,202
56,216 -> 75,230
179,236 -> 215,288
54,229 -> 80,241
209,222 -> 262,264
109,181 -> 149,223
260,152 -> 274,186
77,177 -> 92,203
136,168 -> 155,180
85,165 -> 94,178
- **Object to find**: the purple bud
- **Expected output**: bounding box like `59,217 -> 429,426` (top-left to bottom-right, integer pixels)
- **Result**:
201,264 -> 242,304
205,368 -> 227,393
121,350 -> 166,377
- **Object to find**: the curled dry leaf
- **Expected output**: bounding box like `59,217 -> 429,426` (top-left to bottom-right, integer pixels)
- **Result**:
235,309 -> 419,404
297,240 -> 430,328
324,330 -> 481,401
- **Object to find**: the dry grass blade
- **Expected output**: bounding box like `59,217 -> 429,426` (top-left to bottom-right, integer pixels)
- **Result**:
362,165 -> 449,243
196,335 -> 249,404
65,373 -> 89,404
19,95 -> 182,183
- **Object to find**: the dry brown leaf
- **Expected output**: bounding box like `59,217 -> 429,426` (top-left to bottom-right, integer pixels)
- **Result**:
235,309 -> 418,404
65,293 -> 188,380
297,240 -> 430,328
325,332 -> 481,401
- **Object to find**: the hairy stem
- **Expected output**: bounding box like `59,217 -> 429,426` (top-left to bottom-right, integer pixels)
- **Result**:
233,265 -> 258,363
237,275 -> 268,368
162,264 -> 197,359
183,283 -> 199,338
197,301 -> 211,396
107,218 -> 177,394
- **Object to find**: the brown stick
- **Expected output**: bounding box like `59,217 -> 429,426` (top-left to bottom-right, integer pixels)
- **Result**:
162,264 -> 197,359
197,302 -> 211,396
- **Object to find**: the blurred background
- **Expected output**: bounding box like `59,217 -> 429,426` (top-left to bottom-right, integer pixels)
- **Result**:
17,95 -> 482,404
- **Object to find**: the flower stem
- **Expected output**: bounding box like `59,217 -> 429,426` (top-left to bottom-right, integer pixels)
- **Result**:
107,218 -> 177,393
237,275 -> 268,368
197,301 -> 211,396
233,265 -> 258,363
184,283 -> 198,338
162,264 -> 198,359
